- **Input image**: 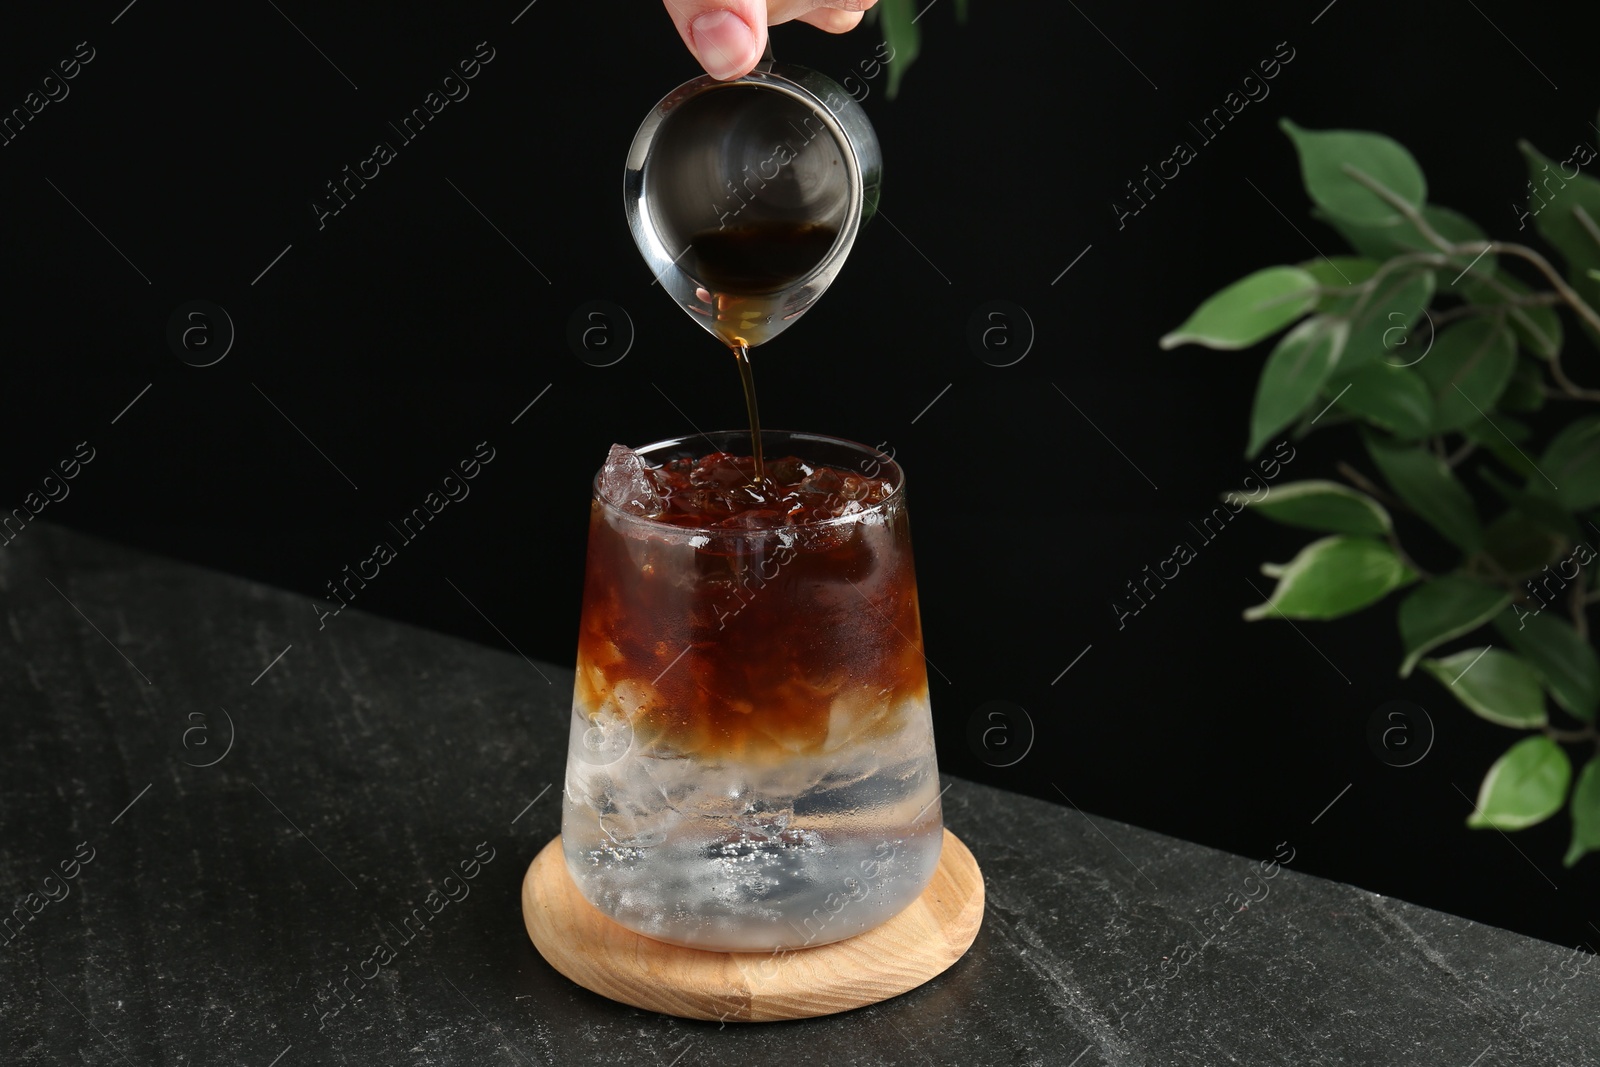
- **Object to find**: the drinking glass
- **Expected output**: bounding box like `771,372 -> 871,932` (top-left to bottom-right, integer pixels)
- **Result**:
560,430 -> 944,952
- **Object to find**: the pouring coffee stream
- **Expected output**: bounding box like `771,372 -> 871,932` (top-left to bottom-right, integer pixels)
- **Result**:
624,43 -> 880,485
695,218 -> 840,483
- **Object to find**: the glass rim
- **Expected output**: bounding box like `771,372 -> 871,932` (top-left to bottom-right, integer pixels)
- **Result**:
590,429 -> 904,535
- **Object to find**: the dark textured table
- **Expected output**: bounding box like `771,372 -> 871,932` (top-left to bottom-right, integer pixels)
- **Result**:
3,524 -> 1596,1066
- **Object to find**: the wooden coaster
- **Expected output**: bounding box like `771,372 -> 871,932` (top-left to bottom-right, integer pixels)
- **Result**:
521,828 -> 984,1022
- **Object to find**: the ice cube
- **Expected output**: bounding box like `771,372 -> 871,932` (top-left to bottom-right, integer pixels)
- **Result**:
599,808 -> 668,849
734,797 -> 793,840
689,453 -> 750,489
713,509 -> 786,530
611,679 -> 658,722
571,698 -> 635,768
599,444 -> 665,517
766,456 -> 810,485
823,690 -> 892,753
797,467 -> 843,496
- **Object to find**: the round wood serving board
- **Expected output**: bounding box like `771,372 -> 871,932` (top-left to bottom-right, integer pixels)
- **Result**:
521,829 -> 984,1022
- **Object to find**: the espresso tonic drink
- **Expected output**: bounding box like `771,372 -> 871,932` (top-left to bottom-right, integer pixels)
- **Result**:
561,430 -> 943,951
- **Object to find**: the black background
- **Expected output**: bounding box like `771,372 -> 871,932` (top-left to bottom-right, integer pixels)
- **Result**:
2,1 -> 1596,949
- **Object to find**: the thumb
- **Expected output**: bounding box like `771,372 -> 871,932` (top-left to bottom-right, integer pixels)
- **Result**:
662,0 -> 767,81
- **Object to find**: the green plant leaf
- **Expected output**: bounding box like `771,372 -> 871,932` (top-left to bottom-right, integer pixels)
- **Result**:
1463,275 -> 1562,360
1520,140 -> 1600,311
1466,735 -> 1570,830
1507,304 -> 1562,362
1245,479 -> 1392,535
1301,256 -> 1381,288
1463,418 -> 1540,480
1364,431 -> 1483,551
1300,257 -> 1382,314
1481,512 -> 1567,577
1398,576 -> 1513,677
1499,357 -> 1546,412
1565,758 -> 1600,867
1333,363 -> 1434,439
1494,611 -> 1600,722
1479,471 -> 1581,543
1247,316 -> 1348,458
1538,415 -> 1600,512
1466,414 -> 1533,443
1244,535 -> 1414,621
1161,267 -> 1320,350
1423,648 -> 1547,728
1522,494 -> 1584,546
1412,318 -> 1517,434
1282,121 -> 1427,226
880,0 -> 920,100
1336,269 -> 1436,374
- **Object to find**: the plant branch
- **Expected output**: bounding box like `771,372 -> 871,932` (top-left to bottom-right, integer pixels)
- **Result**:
1344,166 -> 1597,324
1341,252 -> 1453,321
1483,245 -> 1582,302
1446,440 -> 1478,467
1475,552 -> 1517,589
1574,570 -> 1590,641
1574,204 -> 1600,256
1342,165 -> 1600,398
1429,294 -> 1562,331
1550,357 -> 1600,402
1388,531 -> 1433,581
1427,305 -> 1482,330
1547,724 -> 1598,744
1502,290 -> 1566,307
1338,461 -> 1405,511
1331,461 -> 1434,578
1454,271 -> 1563,355
1341,165 -> 1457,249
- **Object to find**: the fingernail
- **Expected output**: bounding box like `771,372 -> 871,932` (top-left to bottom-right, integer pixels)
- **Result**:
690,11 -> 758,80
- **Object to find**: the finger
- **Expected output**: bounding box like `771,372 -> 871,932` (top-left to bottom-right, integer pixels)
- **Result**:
795,7 -> 866,33
661,0 -> 767,80
768,0 -> 877,24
